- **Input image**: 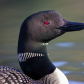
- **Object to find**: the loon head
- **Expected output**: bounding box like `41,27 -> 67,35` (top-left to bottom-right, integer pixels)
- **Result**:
18,10 -> 84,53
18,10 -> 66,53
18,10 -> 84,80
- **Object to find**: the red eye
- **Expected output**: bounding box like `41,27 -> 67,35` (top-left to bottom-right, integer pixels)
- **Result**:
44,21 -> 50,25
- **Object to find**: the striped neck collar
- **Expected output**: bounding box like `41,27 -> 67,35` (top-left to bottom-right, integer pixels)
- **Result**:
18,52 -> 45,62
39,43 -> 48,46
18,43 -> 48,62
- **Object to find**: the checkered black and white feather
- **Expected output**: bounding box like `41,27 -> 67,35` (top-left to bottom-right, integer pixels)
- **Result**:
0,66 -> 43,84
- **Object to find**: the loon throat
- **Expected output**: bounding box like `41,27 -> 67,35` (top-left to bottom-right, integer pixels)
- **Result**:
18,43 -> 56,80
18,43 -> 48,62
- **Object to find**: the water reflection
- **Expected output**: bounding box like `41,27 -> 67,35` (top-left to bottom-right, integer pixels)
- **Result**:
62,71 -> 71,74
52,61 -> 70,74
69,80 -> 84,84
52,61 -> 67,67
55,42 -> 75,47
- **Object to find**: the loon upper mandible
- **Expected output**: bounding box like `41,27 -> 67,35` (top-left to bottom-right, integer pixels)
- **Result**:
0,10 -> 84,84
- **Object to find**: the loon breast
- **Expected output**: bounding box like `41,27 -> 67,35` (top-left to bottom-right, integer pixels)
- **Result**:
40,68 -> 69,84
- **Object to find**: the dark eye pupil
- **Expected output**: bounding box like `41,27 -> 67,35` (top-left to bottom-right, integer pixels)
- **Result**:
44,21 -> 49,25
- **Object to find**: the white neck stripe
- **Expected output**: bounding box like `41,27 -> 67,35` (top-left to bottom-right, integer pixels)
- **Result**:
18,52 -> 44,62
39,43 -> 48,45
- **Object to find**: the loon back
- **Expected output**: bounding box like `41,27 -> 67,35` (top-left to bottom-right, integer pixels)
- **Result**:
0,66 -> 42,84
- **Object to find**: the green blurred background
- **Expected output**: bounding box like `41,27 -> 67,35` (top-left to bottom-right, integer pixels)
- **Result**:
0,0 -> 84,82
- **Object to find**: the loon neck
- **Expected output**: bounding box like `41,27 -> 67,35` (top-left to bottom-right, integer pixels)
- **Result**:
18,41 -> 56,80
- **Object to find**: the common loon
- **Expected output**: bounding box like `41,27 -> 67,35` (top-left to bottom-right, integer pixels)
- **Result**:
0,10 -> 84,84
